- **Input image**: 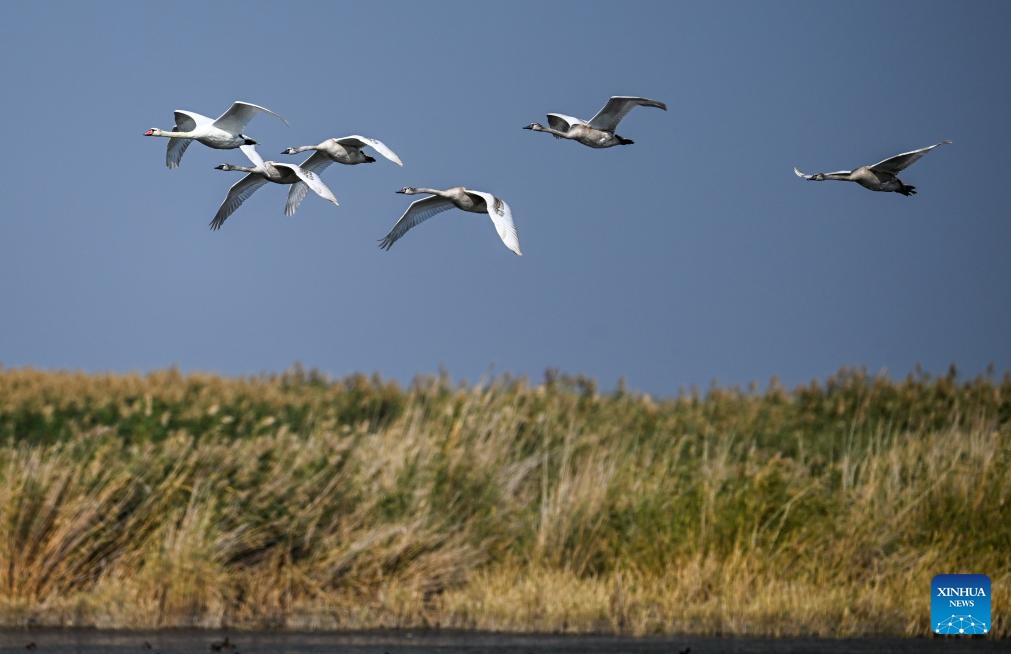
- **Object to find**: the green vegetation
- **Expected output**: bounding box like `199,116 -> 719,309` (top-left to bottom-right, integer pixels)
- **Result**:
0,365 -> 1008,636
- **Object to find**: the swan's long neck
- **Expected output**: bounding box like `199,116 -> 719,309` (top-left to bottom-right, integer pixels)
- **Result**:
151,128 -> 195,138
409,187 -> 446,197
218,164 -> 257,173
823,173 -> 855,181
532,124 -> 571,139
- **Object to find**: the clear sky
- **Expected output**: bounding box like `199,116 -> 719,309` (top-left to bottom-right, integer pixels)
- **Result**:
1,1 -> 1008,395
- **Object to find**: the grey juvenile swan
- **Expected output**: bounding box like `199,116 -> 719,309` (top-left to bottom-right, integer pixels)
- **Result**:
794,141 -> 951,196
379,187 -> 521,256
281,135 -> 403,167
523,96 -> 667,148
210,145 -> 338,230
144,100 -> 288,169
279,135 -> 403,215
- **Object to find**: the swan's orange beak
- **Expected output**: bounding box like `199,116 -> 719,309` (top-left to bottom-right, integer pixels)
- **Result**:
144,129 -> 155,136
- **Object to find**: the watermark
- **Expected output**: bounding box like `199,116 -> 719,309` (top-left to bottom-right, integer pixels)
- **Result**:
932,574 -> 990,635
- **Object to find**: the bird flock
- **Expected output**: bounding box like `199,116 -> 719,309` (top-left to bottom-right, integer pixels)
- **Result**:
145,98 -> 950,255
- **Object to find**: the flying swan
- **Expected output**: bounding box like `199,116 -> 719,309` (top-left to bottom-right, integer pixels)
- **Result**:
523,95 -> 667,148
281,135 -> 403,167
144,100 -> 288,169
279,135 -> 403,215
379,187 -> 521,256
210,145 -> 338,230
794,141 -> 951,195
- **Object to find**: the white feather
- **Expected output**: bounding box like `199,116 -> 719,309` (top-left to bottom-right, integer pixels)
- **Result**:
465,190 -> 522,256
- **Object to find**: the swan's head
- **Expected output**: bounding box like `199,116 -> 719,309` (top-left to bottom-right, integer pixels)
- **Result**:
215,164 -> 234,171
523,123 -> 544,131
810,173 -> 826,181
396,187 -> 418,195
281,147 -> 296,155
144,128 -> 160,136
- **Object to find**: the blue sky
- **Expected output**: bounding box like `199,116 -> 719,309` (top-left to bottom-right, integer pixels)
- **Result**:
0,1 -> 1008,395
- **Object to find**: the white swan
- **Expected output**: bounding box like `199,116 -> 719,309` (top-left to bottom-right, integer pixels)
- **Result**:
379,187 -> 521,256
794,141 -> 951,196
523,96 -> 667,148
210,145 -> 338,230
279,135 -> 403,215
144,101 -> 288,169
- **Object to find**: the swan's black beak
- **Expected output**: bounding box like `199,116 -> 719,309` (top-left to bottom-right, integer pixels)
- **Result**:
522,125 -> 533,130
214,165 -> 227,170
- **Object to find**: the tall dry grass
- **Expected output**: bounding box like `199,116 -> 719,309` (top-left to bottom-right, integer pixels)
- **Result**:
0,365 -> 1008,636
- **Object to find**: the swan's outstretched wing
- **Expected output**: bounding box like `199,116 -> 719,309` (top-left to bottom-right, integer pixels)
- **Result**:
283,151 -> 336,215
165,110 -> 206,169
282,152 -> 333,214
465,190 -> 522,256
210,173 -> 269,230
285,183 -> 309,216
213,101 -> 288,134
793,166 -> 851,180
546,113 -> 584,132
173,110 -> 207,130
378,196 -> 456,251
335,135 -> 404,166
869,140 -> 951,174
273,163 -> 338,216
166,138 -> 191,169
239,144 -> 266,169
587,96 -> 667,132
298,150 -> 334,174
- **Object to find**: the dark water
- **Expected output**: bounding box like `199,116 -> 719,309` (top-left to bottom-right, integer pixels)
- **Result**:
0,630 -> 1005,654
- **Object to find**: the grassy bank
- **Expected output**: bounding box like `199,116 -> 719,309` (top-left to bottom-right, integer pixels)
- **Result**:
0,366 -> 1008,636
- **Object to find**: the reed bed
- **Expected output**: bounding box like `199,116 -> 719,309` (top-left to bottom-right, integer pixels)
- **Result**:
0,365 -> 1008,636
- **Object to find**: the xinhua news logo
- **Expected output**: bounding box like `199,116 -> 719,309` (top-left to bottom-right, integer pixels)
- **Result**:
932,574 -> 990,635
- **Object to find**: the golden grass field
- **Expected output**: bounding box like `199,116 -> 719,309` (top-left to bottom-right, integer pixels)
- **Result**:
0,365 -> 1007,636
